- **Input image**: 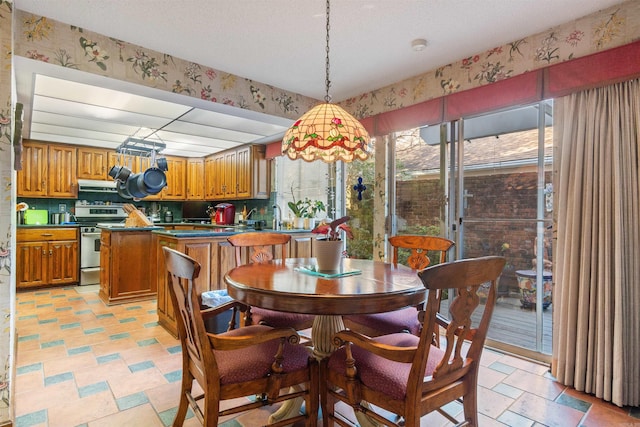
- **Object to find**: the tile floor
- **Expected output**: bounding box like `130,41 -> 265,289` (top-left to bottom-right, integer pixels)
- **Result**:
14,285 -> 640,427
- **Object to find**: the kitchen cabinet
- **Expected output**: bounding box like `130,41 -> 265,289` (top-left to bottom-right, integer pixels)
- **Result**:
17,140 -> 78,198
223,149 -> 238,198
161,156 -> 187,200
186,158 -> 205,200
204,156 -> 217,199
136,155 -> 186,200
108,152 -> 140,174
204,151 -> 231,199
152,230 -> 315,336
16,227 -> 78,289
77,147 -> 109,180
99,229 -> 157,305
153,233 -> 237,337
204,145 -> 269,201
237,145 -> 269,199
290,234 -> 315,258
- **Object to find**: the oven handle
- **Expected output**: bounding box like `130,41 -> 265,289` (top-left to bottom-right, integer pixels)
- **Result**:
81,232 -> 102,237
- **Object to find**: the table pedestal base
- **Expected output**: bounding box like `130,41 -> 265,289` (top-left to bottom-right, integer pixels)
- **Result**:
268,315 -> 382,427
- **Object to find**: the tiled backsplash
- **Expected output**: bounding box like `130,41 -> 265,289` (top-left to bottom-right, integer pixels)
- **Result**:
18,194 -> 278,225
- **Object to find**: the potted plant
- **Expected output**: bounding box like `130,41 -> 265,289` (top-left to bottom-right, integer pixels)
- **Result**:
287,198 -> 306,228
312,216 -> 352,271
288,197 -> 326,229
302,199 -> 325,229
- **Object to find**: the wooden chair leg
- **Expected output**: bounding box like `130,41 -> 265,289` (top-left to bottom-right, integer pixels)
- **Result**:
172,376 -> 192,427
462,371 -> 479,427
203,385 -> 219,427
319,360 -> 330,426
306,361 -> 319,427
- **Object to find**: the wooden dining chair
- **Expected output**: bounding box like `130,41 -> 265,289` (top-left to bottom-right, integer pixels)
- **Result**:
227,232 -> 315,330
163,247 -> 319,427
343,235 -> 454,337
321,256 -> 505,427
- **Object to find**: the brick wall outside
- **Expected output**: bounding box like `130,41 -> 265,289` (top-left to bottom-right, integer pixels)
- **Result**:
397,170 -> 553,295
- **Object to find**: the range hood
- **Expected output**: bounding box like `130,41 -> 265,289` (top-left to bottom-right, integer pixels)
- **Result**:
77,179 -> 118,193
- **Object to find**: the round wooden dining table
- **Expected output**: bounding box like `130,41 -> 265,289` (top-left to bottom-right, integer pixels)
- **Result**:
225,257 -> 425,427
224,257 -> 426,357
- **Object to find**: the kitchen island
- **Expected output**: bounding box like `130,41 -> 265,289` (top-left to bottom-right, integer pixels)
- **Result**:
151,227 -> 317,337
98,225 -> 162,305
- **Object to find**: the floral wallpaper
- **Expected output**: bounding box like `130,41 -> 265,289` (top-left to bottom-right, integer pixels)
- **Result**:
0,0 -> 12,423
12,1 -> 640,125
14,9 -> 318,121
340,0 -> 640,120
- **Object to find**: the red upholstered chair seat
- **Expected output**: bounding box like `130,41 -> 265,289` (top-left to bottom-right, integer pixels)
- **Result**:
327,333 -> 444,400
214,325 -> 312,385
344,307 -> 420,336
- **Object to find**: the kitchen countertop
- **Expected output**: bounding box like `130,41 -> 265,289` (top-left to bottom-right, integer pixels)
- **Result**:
18,223 -> 314,235
17,224 -> 81,228
152,225 -> 314,238
99,225 -> 164,231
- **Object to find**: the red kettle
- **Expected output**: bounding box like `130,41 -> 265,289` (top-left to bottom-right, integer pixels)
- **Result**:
214,203 -> 236,225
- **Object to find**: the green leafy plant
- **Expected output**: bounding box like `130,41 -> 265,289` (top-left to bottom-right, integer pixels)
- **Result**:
303,199 -> 326,218
287,197 -> 326,218
287,199 -> 306,217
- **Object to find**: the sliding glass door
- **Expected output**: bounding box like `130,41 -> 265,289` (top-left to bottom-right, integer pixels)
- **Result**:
453,101 -> 554,358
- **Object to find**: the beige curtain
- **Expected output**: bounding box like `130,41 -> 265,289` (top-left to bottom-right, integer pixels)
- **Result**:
552,78 -> 640,407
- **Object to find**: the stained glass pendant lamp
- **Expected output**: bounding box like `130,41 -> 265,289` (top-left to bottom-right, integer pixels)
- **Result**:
282,0 -> 372,163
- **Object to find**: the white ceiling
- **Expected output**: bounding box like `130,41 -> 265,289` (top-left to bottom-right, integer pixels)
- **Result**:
13,0 -> 626,158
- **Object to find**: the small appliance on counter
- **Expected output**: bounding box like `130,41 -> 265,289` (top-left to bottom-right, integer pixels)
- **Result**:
181,201 -> 210,223
23,209 -> 49,225
214,203 -> 236,225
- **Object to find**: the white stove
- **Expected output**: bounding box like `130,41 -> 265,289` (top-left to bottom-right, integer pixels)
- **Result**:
76,202 -> 128,285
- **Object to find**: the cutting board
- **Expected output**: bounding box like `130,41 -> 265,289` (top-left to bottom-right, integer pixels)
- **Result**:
24,209 -> 49,225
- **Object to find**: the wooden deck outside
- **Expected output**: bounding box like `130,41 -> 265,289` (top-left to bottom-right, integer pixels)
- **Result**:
442,295 -> 553,355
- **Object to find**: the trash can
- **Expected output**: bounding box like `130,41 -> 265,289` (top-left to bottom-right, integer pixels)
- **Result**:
515,270 -> 552,309
201,290 -> 240,333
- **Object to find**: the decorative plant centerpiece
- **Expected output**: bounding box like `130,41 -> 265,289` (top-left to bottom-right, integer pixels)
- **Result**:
312,215 -> 353,241
312,216 -> 352,271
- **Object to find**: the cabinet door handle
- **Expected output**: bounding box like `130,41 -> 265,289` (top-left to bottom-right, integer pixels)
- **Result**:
42,250 -> 47,256
41,233 -> 53,237
49,250 -> 53,256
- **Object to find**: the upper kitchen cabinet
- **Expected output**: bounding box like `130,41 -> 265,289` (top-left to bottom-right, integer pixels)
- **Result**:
236,145 -> 269,199
204,145 -> 269,200
17,140 -> 77,198
186,158 -> 205,200
108,152 -> 141,174
161,156 -> 187,200
204,156 -> 219,200
77,147 -> 109,180
137,155 -> 186,201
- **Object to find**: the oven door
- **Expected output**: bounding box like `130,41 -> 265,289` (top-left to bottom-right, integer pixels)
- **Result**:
80,231 -> 101,268
80,231 -> 102,285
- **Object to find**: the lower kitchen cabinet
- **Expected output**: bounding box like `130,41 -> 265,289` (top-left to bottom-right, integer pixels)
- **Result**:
99,229 -> 157,305
153,234 -> 237,337
16,228 -> 78,289
152,231 -> 315,337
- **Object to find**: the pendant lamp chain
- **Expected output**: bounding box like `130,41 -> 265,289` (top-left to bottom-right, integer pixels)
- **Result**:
324,0 -> 331,103
281,0 -> 371,163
